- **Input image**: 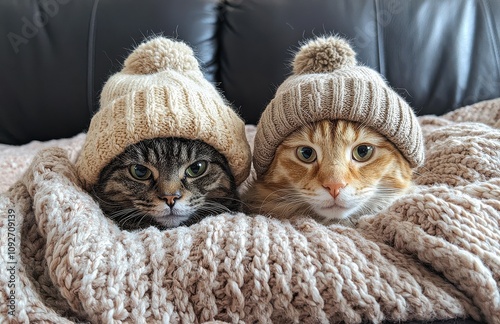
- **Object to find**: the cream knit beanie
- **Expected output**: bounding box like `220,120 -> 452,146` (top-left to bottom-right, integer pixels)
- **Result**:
75,36 -> 251,188
253,36 -> 425,178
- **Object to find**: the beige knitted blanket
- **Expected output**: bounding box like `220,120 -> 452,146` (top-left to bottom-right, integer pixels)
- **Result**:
1,99 -> 499,323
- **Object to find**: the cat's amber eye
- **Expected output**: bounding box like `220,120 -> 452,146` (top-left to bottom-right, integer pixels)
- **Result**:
185,161 -> 208,178
129,164 -> 152,180
352,144 -> 374,162
296,146 -> 317,163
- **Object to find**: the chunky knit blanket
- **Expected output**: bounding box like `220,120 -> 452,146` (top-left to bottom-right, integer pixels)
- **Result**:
1,99 -> 499,323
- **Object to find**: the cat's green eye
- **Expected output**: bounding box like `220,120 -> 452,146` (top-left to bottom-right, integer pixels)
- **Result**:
352,144 -> 374,162
129,164 -> 152,180
185,161 -> 208,178
296,146 -> 317,163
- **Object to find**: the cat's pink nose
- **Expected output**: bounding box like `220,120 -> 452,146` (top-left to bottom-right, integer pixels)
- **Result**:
161,193 -> 182,207
323,182 -> 347,198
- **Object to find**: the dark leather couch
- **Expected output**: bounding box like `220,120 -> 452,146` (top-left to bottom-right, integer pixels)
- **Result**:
1,0 -> 499,146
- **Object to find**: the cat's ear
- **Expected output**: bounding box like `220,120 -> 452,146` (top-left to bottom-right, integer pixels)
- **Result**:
293,36 -> 356,75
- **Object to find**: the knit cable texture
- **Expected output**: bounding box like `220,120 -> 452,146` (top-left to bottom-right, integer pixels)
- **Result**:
0,98 -> 499,323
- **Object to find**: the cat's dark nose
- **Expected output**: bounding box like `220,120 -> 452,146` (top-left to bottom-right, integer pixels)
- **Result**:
323,182 -> 347,198
160,192 -> 182,207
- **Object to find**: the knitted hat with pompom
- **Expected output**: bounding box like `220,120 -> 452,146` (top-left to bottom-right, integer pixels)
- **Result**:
75,36 -> 251,188
253,36 -> 425,178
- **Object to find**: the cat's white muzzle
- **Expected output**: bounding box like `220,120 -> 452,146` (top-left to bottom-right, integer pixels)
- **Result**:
311,188 -> 368,220
150,202 -> 194,228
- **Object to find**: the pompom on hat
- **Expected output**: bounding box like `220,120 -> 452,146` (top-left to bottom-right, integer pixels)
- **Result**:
253,36 -> 425,178
75,36 -> 251,188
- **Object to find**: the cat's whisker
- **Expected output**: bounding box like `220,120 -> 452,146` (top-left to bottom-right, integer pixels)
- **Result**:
258,187 -> 302,204
198,205 -> 232,215
209,205 -> 238,214
90,188 -> 130,207
197,200 -> 234,214
259,195 -> 302,210
288,200 -> 315,218
257,196 -> 295,215
96,201 -> 130,209
373,191 -> 401,197
260,193 -> 309,217
134,213 -> 152,229
208,196 -> 246,208
290,202 -> 314,218
106,208 -> 135,218
107,208 -> 143,220
109,210 -> 157,230
356,196 -> 398,216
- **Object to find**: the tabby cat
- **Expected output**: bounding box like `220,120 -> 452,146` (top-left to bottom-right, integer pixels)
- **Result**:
243,120 -> 413,226
92,137 -> 240,230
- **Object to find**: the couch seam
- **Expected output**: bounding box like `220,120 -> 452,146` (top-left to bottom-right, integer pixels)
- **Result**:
374,0 -> 384,75
479,0 -> 500,78
87,0 -> 100,118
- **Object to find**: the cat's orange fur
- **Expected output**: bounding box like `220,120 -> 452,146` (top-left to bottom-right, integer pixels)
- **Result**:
243,120 -> 413,225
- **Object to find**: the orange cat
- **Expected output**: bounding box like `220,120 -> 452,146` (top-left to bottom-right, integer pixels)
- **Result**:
243,120 -> 413,226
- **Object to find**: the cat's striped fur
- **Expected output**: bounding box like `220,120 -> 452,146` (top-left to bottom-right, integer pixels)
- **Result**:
92,137 -> 240,230
243,120 -> 413,226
